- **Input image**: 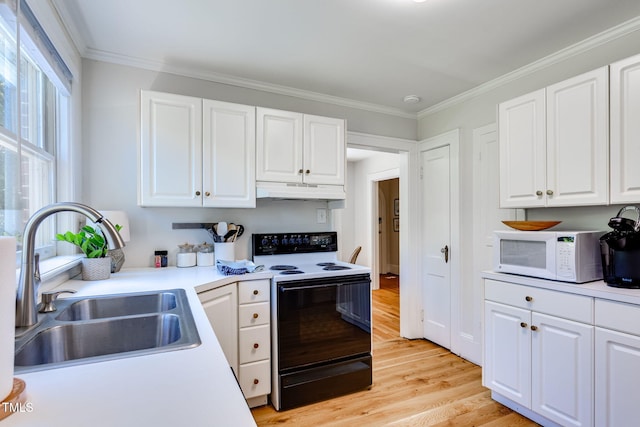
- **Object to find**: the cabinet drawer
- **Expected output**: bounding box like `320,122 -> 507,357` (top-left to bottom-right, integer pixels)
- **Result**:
485,279 -> 593,323
239,302 -> 270,328
596,299 -> 640,335
238,280 -> 270,304
239,359 -> 271,398
239,324 -> 270,363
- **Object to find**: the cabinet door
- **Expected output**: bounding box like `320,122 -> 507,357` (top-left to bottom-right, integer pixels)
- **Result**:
256,107 -> 303,183
546,66 -> 609,206
303,114 -> 345,185
498,89 -> 546,208
531,312 -> 593,427
202,100 -> 256,207
198,284 -> 238,374
595,327 -> 640,427
139,90 -> 202,207
611,54 -> 640,204
483,301 -> 531,407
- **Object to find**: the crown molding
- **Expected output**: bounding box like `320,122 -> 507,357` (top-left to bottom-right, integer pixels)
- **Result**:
417,15 -> 640,119
82,47 -> 418,120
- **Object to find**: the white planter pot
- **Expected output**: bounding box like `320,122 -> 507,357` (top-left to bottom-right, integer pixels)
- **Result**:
81,257 -> 111,281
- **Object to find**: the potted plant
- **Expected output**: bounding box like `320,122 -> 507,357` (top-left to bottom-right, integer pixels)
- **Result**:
56,224 -> 121,280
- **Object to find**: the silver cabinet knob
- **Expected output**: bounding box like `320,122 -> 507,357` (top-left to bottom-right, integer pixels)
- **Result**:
536,190 -> 543,196
546,190 -> 554,196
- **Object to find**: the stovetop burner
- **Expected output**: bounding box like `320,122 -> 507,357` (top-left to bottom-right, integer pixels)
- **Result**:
317,262 -> 335,267
270,265 -> 299,271
323,265 -> 352,271
280,270 -> 305,275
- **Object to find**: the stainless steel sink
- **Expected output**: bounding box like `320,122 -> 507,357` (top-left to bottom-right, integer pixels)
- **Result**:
14,289 -> 200,373
56,292 -> 177,321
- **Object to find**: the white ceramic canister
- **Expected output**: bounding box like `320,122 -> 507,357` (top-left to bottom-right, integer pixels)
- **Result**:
214,242 -> 235,263
176,243 -> 196,267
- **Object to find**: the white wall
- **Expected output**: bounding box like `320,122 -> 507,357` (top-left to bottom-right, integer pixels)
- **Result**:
80,60 -> 416,267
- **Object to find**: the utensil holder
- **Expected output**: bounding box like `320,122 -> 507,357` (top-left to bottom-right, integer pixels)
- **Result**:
214,242 -> 235,263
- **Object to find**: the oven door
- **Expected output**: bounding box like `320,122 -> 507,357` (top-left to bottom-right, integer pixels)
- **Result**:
277,274 -> 371,371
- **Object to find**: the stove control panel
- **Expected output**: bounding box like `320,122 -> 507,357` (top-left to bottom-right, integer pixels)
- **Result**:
252,232 -> 338,255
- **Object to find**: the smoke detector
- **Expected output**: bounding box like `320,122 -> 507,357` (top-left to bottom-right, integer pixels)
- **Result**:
403,95 -> 421,104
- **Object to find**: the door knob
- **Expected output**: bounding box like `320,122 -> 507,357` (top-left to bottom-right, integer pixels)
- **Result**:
441,245 -> 449,263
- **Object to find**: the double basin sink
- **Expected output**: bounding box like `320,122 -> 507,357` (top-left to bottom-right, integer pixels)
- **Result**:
14,289 -> 201,373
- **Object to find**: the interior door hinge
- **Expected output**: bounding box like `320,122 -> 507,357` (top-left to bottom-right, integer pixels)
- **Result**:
420,309 -> 424,322
419,166 -> 424,179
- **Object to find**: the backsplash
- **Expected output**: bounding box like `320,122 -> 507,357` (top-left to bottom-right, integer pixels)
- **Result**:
117,199 -> 333,268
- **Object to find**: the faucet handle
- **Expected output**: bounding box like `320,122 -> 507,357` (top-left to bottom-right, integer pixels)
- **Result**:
38,289 -> 76,313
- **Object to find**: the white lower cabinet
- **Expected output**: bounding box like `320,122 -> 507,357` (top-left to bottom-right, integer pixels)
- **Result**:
484,279 -> 593,427
198,279 -> 271,408
595,300 -> 640,427
198,283 -> 238,373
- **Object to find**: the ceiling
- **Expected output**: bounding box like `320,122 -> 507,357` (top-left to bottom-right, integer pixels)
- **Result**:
52,0 -> 640,117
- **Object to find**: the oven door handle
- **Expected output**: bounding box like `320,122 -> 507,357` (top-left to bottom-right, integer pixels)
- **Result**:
280,283 -> 341,292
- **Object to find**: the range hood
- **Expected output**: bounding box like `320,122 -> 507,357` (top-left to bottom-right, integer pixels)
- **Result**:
256,181 -> 346,205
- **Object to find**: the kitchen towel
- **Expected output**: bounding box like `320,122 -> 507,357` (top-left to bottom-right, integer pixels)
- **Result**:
0,237 -> 16,400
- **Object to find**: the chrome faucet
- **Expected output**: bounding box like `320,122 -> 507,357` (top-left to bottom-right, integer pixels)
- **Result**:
15,202 -> 126,327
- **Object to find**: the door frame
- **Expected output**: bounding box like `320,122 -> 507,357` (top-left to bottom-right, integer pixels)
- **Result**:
346,131 -> 422,338
419,129 -> 460,353
369,168 -> 400,290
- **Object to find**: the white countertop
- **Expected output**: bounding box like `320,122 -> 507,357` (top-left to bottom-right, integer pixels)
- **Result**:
482,271 -> 640,305
4,266 -> 273,427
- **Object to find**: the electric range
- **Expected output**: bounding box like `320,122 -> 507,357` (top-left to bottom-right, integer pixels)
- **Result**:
252,231 -> 372,411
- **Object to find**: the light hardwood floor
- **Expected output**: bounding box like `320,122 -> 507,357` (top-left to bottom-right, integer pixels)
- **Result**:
251,275 -> 539,426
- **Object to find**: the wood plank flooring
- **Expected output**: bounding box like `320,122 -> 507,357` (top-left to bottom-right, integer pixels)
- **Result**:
251,274 -> 538,426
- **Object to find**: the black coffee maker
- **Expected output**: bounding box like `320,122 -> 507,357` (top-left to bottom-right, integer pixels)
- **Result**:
600,206 -> 640,288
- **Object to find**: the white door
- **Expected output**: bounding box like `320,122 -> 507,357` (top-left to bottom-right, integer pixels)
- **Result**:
202,100 -> 256,208
610,53 -> 640,204
498,89 -> 546,208
139,90 -> 202,207
483,301 -> 531,408
303,114 -> 345,185
545,66 -> 609,206
198,284 -> 238,374
421,145 -> 451,348
595,327 -> 640,427
531,312 -> 593,427
256,107 -> 303,183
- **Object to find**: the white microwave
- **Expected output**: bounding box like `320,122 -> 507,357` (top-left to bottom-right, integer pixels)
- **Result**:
494,230 -> 604,283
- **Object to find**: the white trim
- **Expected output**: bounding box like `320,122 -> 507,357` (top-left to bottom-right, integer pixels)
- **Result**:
83,47 -> 417,120
418,15 -> 640,118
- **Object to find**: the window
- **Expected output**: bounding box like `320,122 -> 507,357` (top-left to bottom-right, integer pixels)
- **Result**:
0,0 -> 71,262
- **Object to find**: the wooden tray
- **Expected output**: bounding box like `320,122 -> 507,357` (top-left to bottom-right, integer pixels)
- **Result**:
502,221 -> 561,231
0,378 -> 27,421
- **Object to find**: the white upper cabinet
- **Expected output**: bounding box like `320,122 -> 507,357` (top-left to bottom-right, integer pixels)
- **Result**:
610,53 -> 640,204
139,91 -> 203,207
499,89 -> 547,208
303,114 -> 345,185
546,67 -> 609,207
139,91 -> 256,208
202,100 -> 256,208
256,108 -> 303,183
499,66 -> 609,208
256,107 -> 345,186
